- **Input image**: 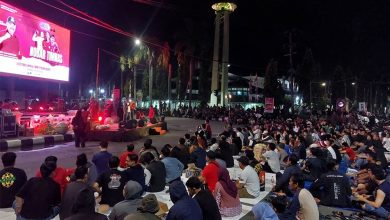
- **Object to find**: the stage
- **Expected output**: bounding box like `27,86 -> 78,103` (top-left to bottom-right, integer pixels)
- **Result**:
87,122 -> 165,142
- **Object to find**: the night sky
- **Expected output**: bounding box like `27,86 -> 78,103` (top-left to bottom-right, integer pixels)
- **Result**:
5,0 -> 390,95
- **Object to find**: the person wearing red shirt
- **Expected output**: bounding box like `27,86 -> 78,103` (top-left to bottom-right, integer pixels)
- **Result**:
201,151 -> 220,192
119,144 -> 136,168
341,142 -> 356,163
35,156 -> 68,194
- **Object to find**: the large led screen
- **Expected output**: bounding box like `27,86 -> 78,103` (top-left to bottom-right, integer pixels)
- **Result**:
0,1 -> 70,81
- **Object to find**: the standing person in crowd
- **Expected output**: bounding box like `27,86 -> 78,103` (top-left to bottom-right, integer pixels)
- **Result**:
92,141 -> 113,176
71,109 -> 87,148
200,151 -> 220,192
109,181 -> 144,220
124,194 -> 161,220
125,154 -> 146,193
213,168 -> 242,217
186,177 -> 221,220
160,144 -> 184,184
93,156 -> 128,207
0,152 -> 27,208
119,144 -> 136,169
280,174 -> 319,220
64,188 -> 107,220
36,155 -> 68,194
140,152 -> 166,192
219,135 -> 234,168
60,166 -> 90,220
236,156 -> 260,198
356,165 -> 390,219
15,162 -> 61,220
205,119 -> 212,139
166,180 -> 203,220
310,160 -> 352,208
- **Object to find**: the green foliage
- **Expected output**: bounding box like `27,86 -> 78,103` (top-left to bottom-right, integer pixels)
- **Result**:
263,59 -> 285,105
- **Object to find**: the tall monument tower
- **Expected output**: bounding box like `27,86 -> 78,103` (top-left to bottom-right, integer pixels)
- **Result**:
210,2 -> 237,106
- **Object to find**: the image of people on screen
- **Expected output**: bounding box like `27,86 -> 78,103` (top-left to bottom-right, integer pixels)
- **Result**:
0,16 -> 20,55
49,34 -> 60,53
32,30 -> 45,50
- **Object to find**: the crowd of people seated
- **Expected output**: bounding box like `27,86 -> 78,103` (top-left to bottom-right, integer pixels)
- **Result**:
1,108 -> 390,220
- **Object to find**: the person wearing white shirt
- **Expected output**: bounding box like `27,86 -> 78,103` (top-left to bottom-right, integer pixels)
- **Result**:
236,156 -> 260,198
236,127 -> 245,146
263,143 -> 281,173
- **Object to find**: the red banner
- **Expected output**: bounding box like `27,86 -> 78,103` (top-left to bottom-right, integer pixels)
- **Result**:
264,97 -> 274,113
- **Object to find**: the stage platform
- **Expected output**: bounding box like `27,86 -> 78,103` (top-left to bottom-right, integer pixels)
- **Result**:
87,122 -> 164,142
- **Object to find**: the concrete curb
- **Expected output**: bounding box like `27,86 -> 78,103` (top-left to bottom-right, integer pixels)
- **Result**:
0,134 -> 74,151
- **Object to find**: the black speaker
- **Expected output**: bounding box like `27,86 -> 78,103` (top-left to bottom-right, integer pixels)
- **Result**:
125,120 -> 137,129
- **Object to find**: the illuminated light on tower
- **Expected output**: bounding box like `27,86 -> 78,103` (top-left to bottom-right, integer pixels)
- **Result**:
210,1 -> 237,106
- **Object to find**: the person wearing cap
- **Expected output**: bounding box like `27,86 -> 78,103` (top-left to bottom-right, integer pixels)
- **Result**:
186,177 -> 221,220
356,165 -> 390,218
0,16 -> 19,55
124,194 -> 161,220
166,180 -> 203,220
200,150 -> 220,192
109,181 -> 144,220
236,156 -> 260,198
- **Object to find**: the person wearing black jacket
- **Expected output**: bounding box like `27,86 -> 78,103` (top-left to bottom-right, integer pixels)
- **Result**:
71,110 -> 87,148
140,152 -> 166,192
310,160 -> 352,208
274,155 -> 301,194
218,136 -> 234,168
186,177 -> 221,220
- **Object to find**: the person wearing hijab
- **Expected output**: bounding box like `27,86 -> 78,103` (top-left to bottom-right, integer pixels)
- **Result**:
212,168 -> 242,217
109,181 -> 144,220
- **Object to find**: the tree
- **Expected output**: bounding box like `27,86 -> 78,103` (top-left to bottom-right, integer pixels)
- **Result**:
263,59 -> 284,106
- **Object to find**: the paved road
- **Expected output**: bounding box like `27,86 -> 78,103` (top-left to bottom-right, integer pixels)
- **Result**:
8,117 -> 226,178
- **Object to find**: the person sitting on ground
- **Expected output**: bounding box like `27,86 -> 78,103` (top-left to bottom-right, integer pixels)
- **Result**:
69,153 -> 98,186
302,146 -> 326,181
139,139 -> 159,160
124,194 -> 161,220
139,152 -> 166,192
310,160 -> 352,208
125,154 -> 146,193
262,143 -> 281,173
35,155 -> 68,194
354,150 -> 379,195
236,156 -> 260,198
209,137 -> 219,152
109,181 -> 144,220
200,150 -> 220,192
160,144 -> 184,184
251,202 -> 279,220
186,176 -> 222,220
172,137 -> 190,169
274,154 -> 302,195
213,168 -> 242,217
64,188 -> 107,220
93,156 -> 128,207
356,165 -> 390,219
280,174 -> 319,220
119,144 -> 136,169
218,135 -> 234,168
189,140 -> 207,169
15,162 -> 61,220
92,141 -> 113,176
60,166 -> 90,220
166,180 -> 203,220
276,143 -> 288,169
0,152 -> 27,208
